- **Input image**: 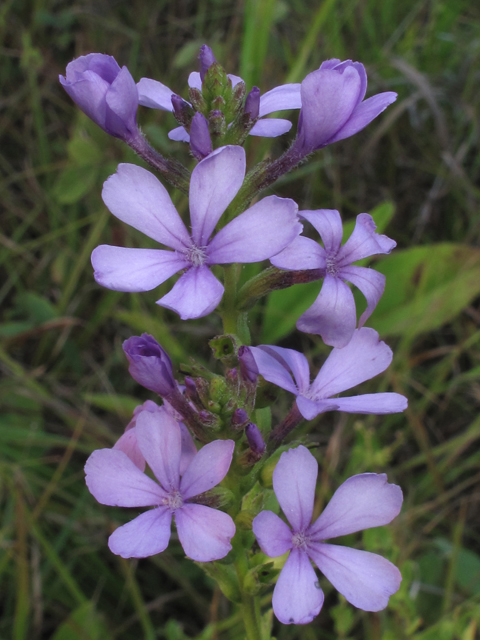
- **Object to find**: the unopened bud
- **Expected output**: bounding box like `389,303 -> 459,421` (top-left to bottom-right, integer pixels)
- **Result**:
184,376 -> 202,408
198,410 -> 221,430
188,87 -> 206,112
190,112 -> 212,160
244,86 -> 260,120
171,94 -> 194,127
245,422 -> 266,457
198,44 -> 216,81
231,408 -> 249,430
123,334 -> 176,396
209,109 -> 227,137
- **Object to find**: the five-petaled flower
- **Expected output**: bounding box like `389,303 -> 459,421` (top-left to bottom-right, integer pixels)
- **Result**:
91,145 -> 301,319
253,445 -> 403,624
244,327 -> 407,420
85,409 -> 236,561
271,209 -> 396,347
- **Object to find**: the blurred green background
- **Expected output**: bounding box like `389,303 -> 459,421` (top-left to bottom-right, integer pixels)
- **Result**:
1,0 -> 480,638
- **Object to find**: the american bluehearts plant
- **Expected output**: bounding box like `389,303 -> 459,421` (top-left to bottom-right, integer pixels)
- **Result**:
61,45 -> 407,636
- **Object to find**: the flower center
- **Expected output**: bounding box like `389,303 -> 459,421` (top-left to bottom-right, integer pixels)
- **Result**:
185,244 -> 208,267
325,254 -> 339,276
291,530 -> 309,550
162,490 -> 184,512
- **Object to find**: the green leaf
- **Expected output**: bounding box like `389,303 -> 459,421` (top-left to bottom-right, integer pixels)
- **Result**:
53,166 -> 98,204
16,292 -> 58,323
83,393 -> 139,417
196,561 -> 241,603
49,602 -> 110,640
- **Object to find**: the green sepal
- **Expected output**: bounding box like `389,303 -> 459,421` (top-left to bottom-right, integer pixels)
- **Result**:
209,333 -> 240,362
243,562 -> 280,595
196,561 -> 241,603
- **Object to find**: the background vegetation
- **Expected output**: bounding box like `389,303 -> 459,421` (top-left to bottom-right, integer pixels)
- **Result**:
1,0 -> 480,638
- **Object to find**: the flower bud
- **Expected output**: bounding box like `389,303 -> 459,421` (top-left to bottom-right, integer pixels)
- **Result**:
190,112 -> 213,160
238,346 -> 259,383
208,109 -> 227,137
123,334 -> 176,396
244,86 -> 260,120
198,44 -> 217,81
171,94 -> 194,128
245,422 -> 266,457
231,408 -> 249,430
59,53 -> 139,142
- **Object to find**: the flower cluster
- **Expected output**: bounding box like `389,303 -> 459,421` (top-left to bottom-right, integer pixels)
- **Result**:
62,44 -> 406,631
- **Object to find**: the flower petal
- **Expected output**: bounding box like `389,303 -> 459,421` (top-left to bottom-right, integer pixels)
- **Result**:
179,422 -> 197,476
273,445 -> 318,531
188,71 -> 202,90
296,275 -> 357,348
328,393 -> 408,414
296,395 -> 339,420
137,78 -> 175,110
249,119 -> 292,137
272,548 -> 324,625
168,126 -> 190,142
328,92 -> 397,144
341,265 -> 385,327
259,83 -> 302,116
252,510 -> 293,557
60,69 -> 109,129
85,449 -> 166,506
108,507 -> 172,558
91,246 -> 188,292
271,236 -> 326,271
102,164 -> 191,250
104,66 -> 138,137
248,347 -> 299,395
310,327 -> 393,398
208,196 -> 301,264
308,543 -> 401,611
338,213 -> 396,265
175,503 -> 235,562
135,410 -> 182,491
301,209 -> 343,254
309,473 -> 403,540
156,266 -> 224,320
113,428 -> 145,471
189,146 -> 246,246
256,346 -> 310,394
180,439 -> 234,500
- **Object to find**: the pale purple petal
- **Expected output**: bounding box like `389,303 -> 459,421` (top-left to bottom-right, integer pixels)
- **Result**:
329,393 -> 408,414
309,327 -> 393,398
272,548 -> 324,625
85,449 -> 166,507
296,395 -> 339,420
156,266 -> 224,320
60,70 -> 108,128
108,507 -> 172,558
190,112 -> 213,160
309,473 -> 403,540
338,213 -> 396,265
188,71 -> 202,90
168,126 -> 190,142
91,246 -> 187,292
102,164 -> 191,250
328,92 -> 397,144
319,58 -> 343,71
249,119 -> 293,137
298,67 -> 362,151
271,236 -> 326,271
179,422 -> 197,476
175,503 -> 235,562
135,410 -> 181,492
256,346 -> 310,394
113,428 -> 145,471
300,209 -> 343,254
228,73 -> 244,87
308,543 -> 401,611
340,265 -> 385,327
189,146 -> 246,246
259,84 -> 302,116
273,445 -> 318,531
104,66 -> 138,138
207,196 -> 301,264
296,275 -> 357,348
180,439 -> 234,500
248,347 -> 299,395
252,510 -> 293,557
137,78 -> 175,111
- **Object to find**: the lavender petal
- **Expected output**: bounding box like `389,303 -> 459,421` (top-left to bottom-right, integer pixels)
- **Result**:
256,345 -> 311,394
272,548 -> 324,625
108,507 -> 172,558
270,235 -> 326,271
252,510 -> 293,557
259,83 -> 302,116
300,209 -> 344,254
338,213 -> 396,265
137,77 -> 175,111
179,422 -> 197,476
328,393 -> 408,415
180,439 -> 234,500
248,346 -> 299,395
296,395 -> 339,420
175,504 -> 235,562
308,543 -> 401,611
168,126 -> 190,142
104,66 -> 138,138
249,119 -> 293,137
329,92 -> 397,144
341,265 -> 385,327
273,445 -> 318,531
113,428 -> 145,471
156,266 -> 224,320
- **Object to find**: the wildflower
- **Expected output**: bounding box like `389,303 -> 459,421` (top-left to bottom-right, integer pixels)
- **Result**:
245,327 -> 407,420
123,334 -> 176,396
253,445 -> 402,624
113,401 -> 197,473
271,209 -> 396,347
60,53 -> 138,142
85,409 -> 235,561
293,59 -> 397,156
91,145 -> 301,319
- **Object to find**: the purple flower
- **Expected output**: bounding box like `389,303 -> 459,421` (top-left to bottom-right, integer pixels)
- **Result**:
190,112 -> 213,160
247,327 -> 407,420
123,334 -> 176,395
113,401 -> 197,473
91,145 -> 301,320
293,59 -> 397,156
271,209 -> 396,348
59,54 -> 138,141
137,69 -> 301,140
85,409 -> 235,561
253,446 -> 402,624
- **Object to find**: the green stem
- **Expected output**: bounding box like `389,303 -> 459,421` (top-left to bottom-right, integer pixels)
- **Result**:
221,264 -> 239,335
232,536 -> 264,640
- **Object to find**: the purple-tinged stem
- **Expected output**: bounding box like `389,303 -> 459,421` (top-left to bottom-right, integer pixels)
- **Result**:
268,402 -> 304,452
